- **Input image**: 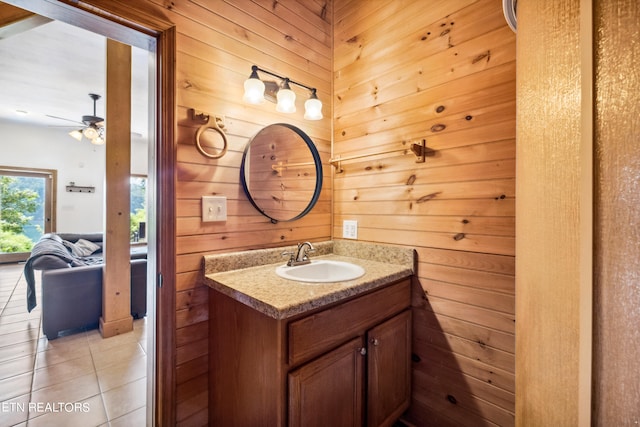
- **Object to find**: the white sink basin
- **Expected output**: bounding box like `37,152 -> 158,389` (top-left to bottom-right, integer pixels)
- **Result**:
275,259 -> 365,283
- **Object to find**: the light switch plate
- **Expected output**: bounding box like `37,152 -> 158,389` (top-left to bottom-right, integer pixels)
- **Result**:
343,220 -> 358,239
202,196 -> 227,222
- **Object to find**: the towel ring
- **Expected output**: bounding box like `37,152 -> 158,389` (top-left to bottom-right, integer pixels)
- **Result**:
195,116 -> 227,159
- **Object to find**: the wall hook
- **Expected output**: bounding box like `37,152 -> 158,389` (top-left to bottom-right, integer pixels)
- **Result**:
190,108 -> 228,159
191,108 -> 226,129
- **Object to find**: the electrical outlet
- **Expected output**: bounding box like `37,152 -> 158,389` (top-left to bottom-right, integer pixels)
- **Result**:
343,220 -> 358,239
202,196 -> 227,222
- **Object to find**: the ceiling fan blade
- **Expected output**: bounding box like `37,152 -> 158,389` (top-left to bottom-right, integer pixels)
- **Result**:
46,114 -> 83,125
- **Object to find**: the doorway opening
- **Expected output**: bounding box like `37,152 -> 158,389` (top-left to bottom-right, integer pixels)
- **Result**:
0,0 -> 176,424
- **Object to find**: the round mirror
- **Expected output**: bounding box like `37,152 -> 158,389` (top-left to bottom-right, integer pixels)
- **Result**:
240,123 -> 322,223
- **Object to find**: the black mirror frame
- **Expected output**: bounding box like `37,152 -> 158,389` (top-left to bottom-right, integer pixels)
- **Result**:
240,123 -> 323,223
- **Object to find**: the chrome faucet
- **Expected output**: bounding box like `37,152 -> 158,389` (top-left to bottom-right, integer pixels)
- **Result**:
282,242 -> 315,266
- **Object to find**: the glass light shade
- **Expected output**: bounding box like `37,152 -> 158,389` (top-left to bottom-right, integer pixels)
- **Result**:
82,126 -> 99,140
243,77 -> 266,104
276,87 -> 296,113
69,129 -> 83,141
92,135 -> 105,145
304,97 -> 323,120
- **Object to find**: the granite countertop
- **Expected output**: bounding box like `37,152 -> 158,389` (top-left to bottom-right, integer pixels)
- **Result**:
203,241 -> 415,319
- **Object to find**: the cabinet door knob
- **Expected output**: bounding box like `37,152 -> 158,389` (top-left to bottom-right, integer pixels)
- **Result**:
359,347 -> 367,356
370,338 -> 379,346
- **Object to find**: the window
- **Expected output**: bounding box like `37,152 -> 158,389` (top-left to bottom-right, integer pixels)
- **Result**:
0,167 -> 56,263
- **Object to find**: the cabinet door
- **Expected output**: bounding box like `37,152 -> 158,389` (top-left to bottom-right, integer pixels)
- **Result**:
289,337 -> 364,427
367,310 -> 412,427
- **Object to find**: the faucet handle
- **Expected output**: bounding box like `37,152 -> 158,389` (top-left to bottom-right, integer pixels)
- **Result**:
281,250 -> 296,266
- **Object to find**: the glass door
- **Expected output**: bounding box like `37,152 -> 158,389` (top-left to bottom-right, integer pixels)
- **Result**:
0,167 -> 55,263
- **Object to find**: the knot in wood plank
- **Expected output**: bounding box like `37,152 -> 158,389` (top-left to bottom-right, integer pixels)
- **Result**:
472,50 -> 491,64
416,192 -> 441,203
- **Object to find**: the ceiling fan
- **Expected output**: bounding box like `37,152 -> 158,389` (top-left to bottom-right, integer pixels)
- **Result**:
47,93 -> 106,145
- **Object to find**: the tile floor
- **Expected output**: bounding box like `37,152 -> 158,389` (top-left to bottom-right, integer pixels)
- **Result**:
0,263 -> 148,427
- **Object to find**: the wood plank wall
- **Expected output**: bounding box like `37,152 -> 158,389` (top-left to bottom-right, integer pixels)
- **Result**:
121,1 -> 333,425
333,1 -> 516,426
47,0 -> 518,424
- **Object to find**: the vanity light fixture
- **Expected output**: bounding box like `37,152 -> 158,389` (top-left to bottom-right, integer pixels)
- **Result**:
243,66 -> 266,104
303,89 -> 323,120
276,78 -> 296,113
243,65 -> 323,120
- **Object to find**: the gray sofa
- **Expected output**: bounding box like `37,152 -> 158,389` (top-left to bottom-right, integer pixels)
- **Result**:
24,233 -> 147,339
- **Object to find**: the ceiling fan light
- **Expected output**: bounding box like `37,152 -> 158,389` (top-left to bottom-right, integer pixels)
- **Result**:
69,129 -> 83,141
92,135 -> 105,145
83,126 -> 99,140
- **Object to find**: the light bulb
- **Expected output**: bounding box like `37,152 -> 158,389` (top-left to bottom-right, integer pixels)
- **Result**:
69,129 -> 83,141
276,80 -> 296,113
304,95 -> 323,120
83,126 -> 99,140
243,73 -> 265,104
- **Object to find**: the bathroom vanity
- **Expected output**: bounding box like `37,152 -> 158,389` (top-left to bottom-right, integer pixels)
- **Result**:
203,241 -> 415,427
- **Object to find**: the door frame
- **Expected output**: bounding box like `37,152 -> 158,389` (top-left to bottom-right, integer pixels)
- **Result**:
2,1 -> 177,425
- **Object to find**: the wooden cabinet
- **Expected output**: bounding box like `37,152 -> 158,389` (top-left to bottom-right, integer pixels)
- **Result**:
209,278 -> 412,427
289,337 -> 364,427
366,310 -> 412,427
288,310 -> 412,427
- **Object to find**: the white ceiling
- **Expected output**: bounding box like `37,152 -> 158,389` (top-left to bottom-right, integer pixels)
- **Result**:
0,16 -> 150,140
